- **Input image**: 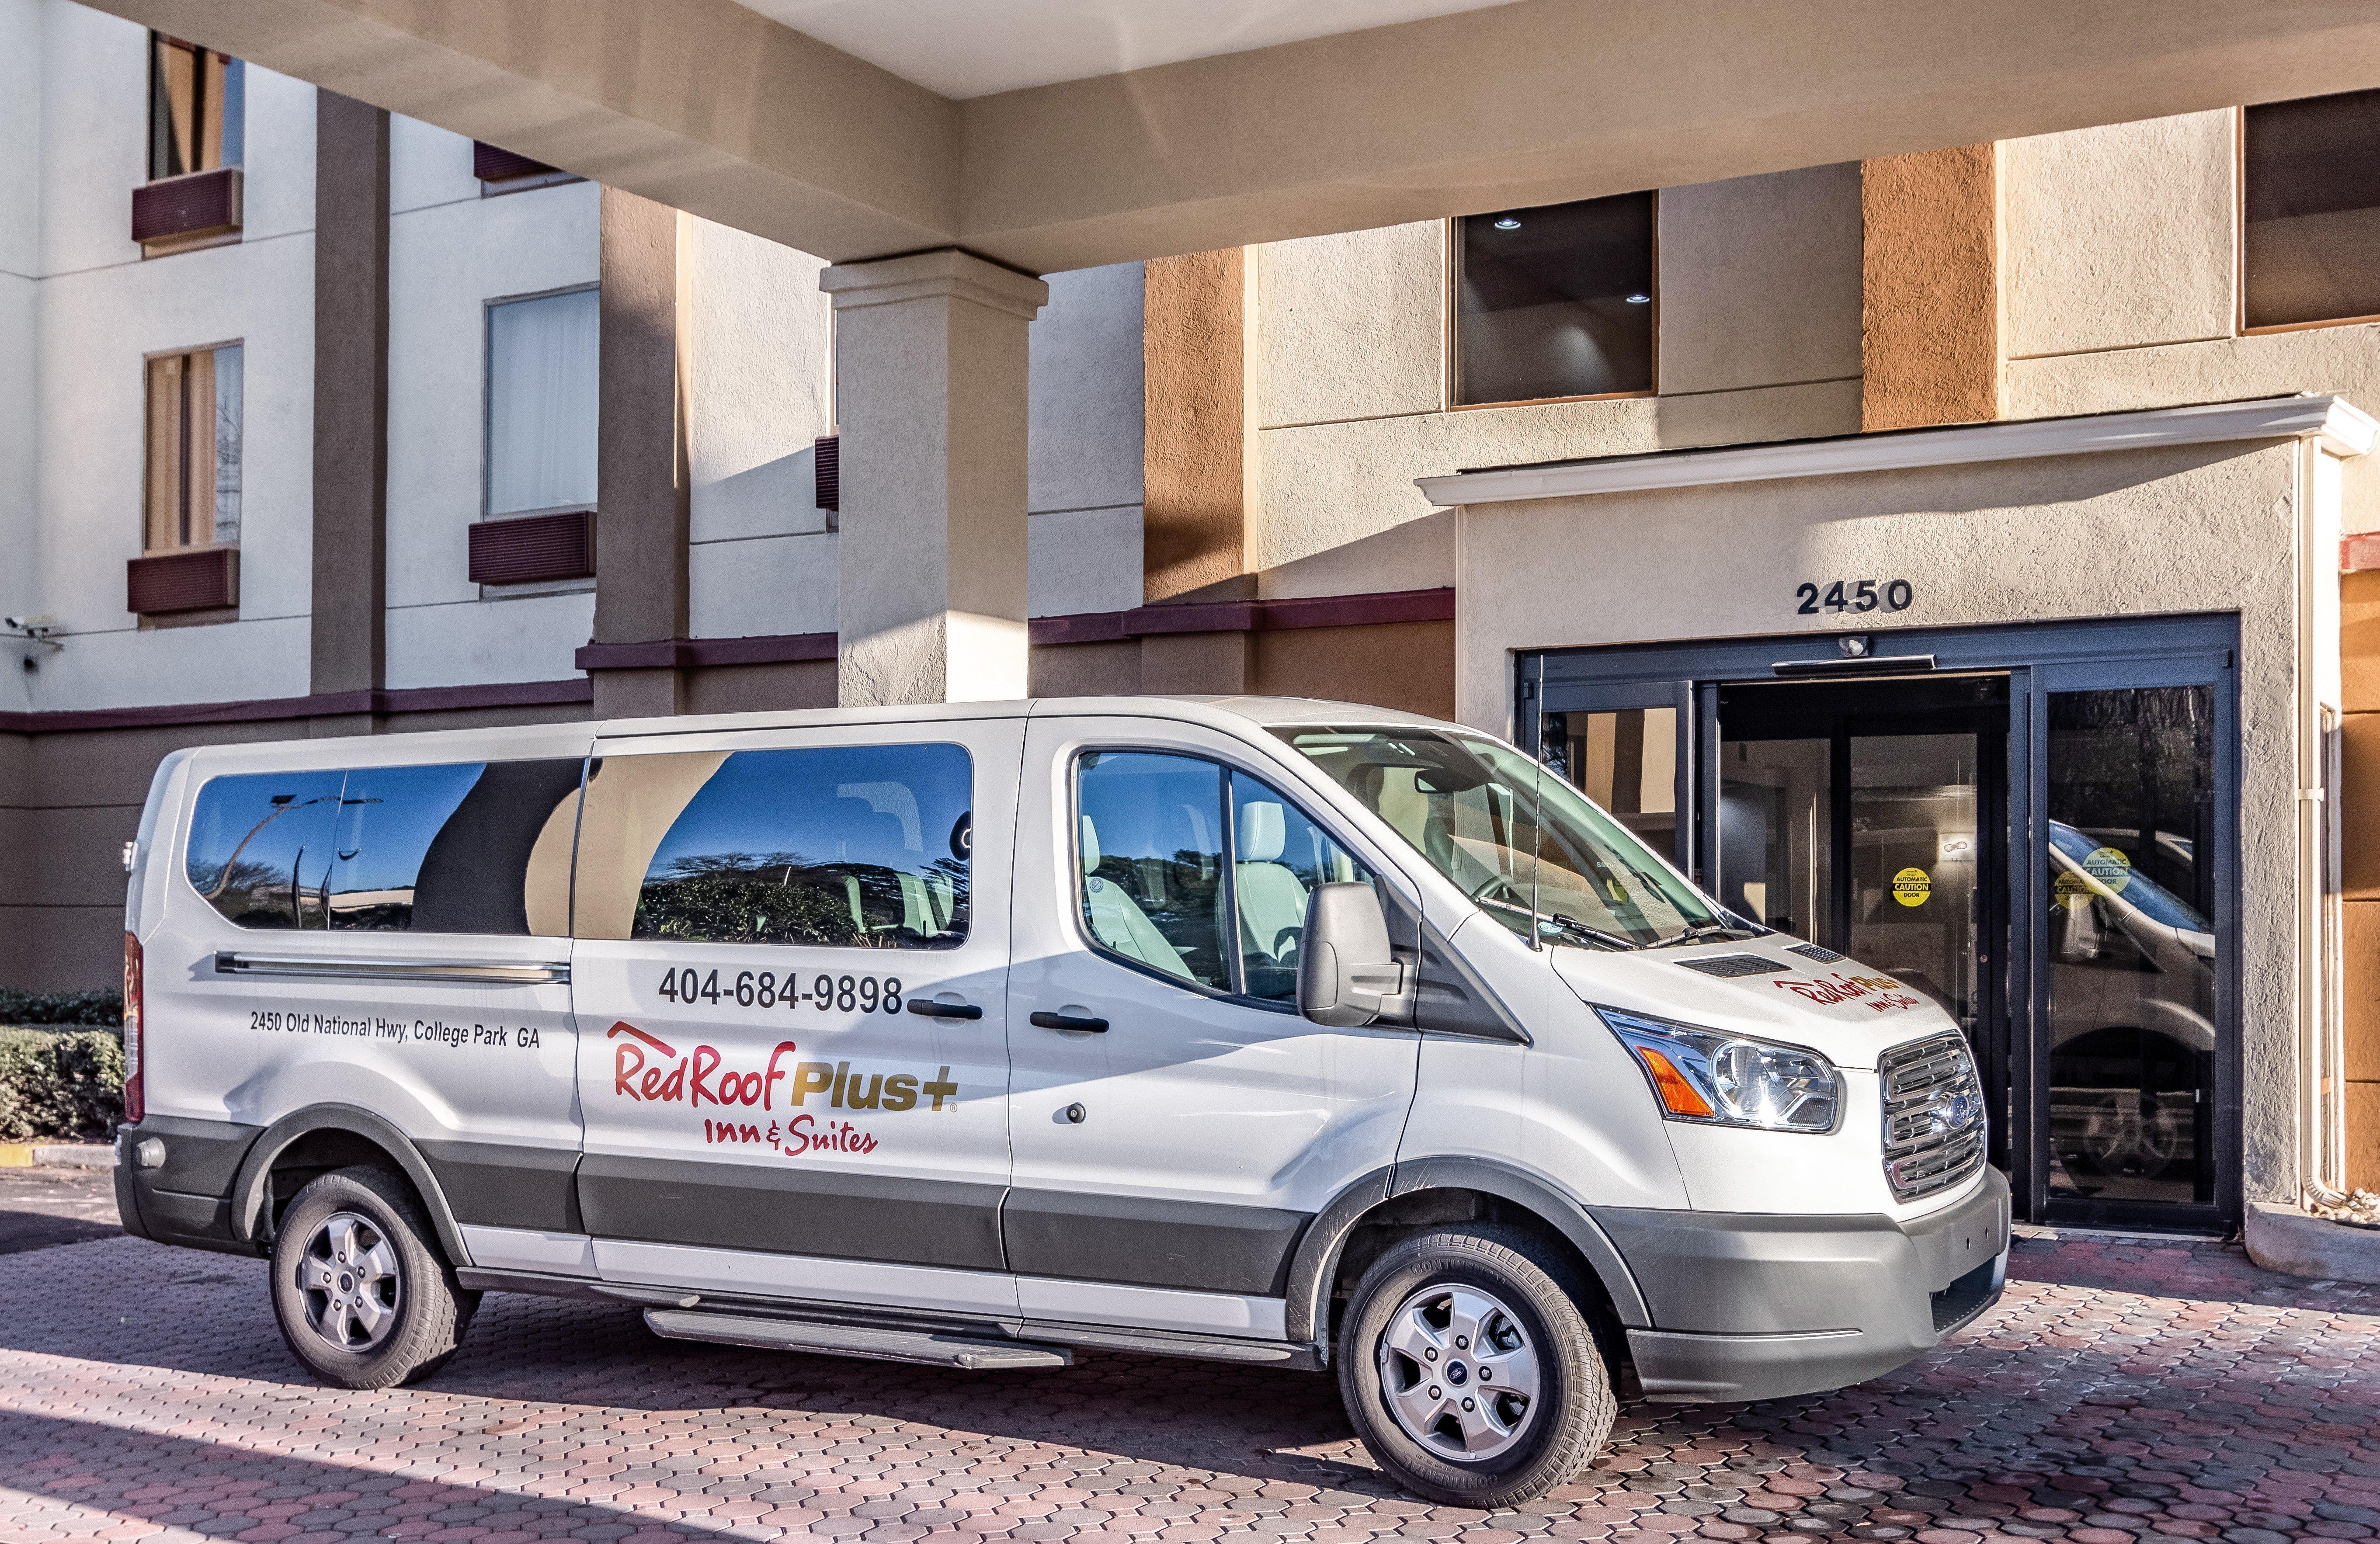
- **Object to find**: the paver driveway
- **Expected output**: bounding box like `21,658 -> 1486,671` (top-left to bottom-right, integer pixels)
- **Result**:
1,1228 -> 2376,1544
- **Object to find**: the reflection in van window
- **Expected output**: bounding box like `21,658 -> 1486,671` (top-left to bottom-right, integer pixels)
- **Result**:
593,745 -> 970,949
1076,752 -> 1229,990
185,760 -> 584,933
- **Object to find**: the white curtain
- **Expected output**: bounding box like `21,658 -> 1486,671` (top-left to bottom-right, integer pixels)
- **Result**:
210,343 -> 242,544
486,288 -> 599,516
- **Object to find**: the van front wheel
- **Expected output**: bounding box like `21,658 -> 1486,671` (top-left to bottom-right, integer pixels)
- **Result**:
1338,1226 -> 1615,1506
270,1166 -> 478,1389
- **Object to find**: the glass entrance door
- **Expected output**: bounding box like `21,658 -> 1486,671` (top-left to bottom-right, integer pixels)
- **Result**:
2033,677 -> 2233,1226
1713,676 -> 2010,1172
1530,615 -> 2243,1231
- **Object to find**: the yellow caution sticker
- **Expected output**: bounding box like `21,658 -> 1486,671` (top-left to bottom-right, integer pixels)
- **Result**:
2055,846 -> 2133,909
1890,867 -> 1931,908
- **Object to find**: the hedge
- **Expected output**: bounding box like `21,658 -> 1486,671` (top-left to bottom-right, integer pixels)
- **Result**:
0,1028 -> 125,1142
0,988 -> 122,1027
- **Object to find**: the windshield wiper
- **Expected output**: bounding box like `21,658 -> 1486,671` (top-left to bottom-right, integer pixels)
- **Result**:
1649,922 -> 1764,948
1536,915 -> 1643,951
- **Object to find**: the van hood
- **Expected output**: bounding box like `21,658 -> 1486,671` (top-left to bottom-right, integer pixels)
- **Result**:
1548,938 -> 1962,1071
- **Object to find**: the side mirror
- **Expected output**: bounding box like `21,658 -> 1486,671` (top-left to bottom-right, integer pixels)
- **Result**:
1299,882 -> 1407,1027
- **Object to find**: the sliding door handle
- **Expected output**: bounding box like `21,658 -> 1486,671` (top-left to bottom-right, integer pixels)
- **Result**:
1029,1010 -> 1108,1034
907,999 -> 984,1021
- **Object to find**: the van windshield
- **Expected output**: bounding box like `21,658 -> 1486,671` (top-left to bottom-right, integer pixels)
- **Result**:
1273,725 -> 1734,948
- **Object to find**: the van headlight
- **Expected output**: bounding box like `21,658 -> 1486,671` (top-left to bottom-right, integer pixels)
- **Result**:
1596,1006 -> 1840,1133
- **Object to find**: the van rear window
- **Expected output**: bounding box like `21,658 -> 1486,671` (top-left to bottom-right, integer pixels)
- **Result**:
571,744 -> 971,948
184,760 -> 585,933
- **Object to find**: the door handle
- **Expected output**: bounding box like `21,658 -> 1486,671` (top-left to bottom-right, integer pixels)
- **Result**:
907,999 -> 984,1021
1029,1010 -> 1108,1034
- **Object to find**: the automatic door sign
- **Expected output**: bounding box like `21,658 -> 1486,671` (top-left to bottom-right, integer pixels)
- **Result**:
1891,867 -> 1931,908
2054,846 -> 2132,909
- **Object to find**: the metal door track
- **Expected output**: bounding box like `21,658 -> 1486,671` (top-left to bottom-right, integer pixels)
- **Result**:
643,1308 -> 1074,1369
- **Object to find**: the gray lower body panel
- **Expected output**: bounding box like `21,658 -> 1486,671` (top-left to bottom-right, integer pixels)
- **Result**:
1596,1169 -> 2012,1403
577,1154 -> 1007,1271
114,1116 -> 265,1255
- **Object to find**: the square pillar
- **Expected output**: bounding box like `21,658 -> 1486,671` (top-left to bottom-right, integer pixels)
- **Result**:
309,91 -> 389,738
592,188 -> 690,720
821,250 -> 1047,706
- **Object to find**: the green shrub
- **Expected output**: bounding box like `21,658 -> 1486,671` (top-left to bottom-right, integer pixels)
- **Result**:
0,987 -> 122,1027
0,1028 -> 125,1141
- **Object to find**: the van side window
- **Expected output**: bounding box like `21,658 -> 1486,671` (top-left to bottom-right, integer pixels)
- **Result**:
571,744 -> 972,948
1076,752 -> 1230,989
184,760 -> 584,933
1074,753 -> 1372,999
1230,770 -> 1370,1002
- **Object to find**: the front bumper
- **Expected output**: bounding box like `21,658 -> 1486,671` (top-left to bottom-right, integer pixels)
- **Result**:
1592,1167 -> 2011,1403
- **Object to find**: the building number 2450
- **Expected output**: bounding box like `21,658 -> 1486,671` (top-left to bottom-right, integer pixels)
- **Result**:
1796,579 -> 1913,615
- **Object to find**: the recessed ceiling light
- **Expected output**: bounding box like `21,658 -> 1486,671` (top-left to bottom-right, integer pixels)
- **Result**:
1493,216 -> 1522,230
1625,293 -> 1651,304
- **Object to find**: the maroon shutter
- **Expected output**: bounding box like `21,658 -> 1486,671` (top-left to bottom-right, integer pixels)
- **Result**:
131,167 -> 242,245
127,548 -> 239,614
815,434 -> 840,513
469,510 -> 596,585
473,142 -> 562,184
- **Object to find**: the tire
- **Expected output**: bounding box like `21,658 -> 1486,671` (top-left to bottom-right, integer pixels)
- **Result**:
269,1165 -> 479,1389
1338,1225 -> 1616,1507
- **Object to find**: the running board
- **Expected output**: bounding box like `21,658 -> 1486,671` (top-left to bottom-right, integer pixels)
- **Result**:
643,1308 -> 1074,1370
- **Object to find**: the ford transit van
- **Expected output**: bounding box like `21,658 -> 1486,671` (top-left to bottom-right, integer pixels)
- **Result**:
115,696 -> 2008,1506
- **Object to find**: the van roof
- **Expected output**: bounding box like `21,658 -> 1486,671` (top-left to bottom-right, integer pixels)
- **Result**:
181,696 -> 1479,762
601,694 -> 1461,738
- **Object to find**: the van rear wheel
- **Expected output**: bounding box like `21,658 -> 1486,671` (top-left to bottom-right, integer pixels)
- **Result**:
1338,1225 -> 1615,1507
270,1166 -> 477,1389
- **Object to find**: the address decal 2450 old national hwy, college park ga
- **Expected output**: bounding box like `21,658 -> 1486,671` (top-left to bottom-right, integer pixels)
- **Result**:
607,1021 -> 959,1160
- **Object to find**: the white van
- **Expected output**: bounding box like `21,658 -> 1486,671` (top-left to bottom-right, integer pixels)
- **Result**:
115,696 -> 2006,1506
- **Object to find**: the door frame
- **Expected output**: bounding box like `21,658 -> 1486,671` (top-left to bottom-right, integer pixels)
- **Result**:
1523,614 -> 2244,1230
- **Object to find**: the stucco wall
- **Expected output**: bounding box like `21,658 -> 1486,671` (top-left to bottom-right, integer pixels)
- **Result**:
25,7 -> 318,711
1247,167 -> 1864,576
1028,261 -> 1144,617
1454,438 -> 2318,1202
2003,112 -> 2236,364
385,126 -> 598,689
684,214 -> 835,642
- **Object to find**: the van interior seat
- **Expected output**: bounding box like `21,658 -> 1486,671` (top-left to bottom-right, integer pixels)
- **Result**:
1234,801 -> 1309,968
1079,815 -> 1191,976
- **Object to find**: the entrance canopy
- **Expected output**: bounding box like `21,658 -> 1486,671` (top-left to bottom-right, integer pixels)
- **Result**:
75,0 -> 2380,273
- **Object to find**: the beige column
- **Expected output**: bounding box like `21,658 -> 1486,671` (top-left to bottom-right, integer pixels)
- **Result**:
820,250 -> 1047,706
1140,249 -> 1254,694
1861,145 -> 2002,432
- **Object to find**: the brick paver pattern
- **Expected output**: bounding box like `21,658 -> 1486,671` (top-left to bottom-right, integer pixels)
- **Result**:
1,1231 -> 2375,1544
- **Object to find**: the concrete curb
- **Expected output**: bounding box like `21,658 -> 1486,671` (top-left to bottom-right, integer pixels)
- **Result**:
2245,1201 -> 2380,1284
0,1143 -> 113,1169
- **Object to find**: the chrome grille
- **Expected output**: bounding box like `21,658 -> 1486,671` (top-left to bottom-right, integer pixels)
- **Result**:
1879,1032 -> 1987,1201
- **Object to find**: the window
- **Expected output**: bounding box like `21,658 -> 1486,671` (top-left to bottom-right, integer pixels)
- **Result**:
1277,726 -> 1720,949
185,760 -> 585,933
571,745 -> 972,948
149,33 -> 242,180
144,344 -> 242,551
486,288 -> 599,517
2244,90 -> 2380,330
1454,192 -> 1655,406
1074,751 -> 1370,1001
